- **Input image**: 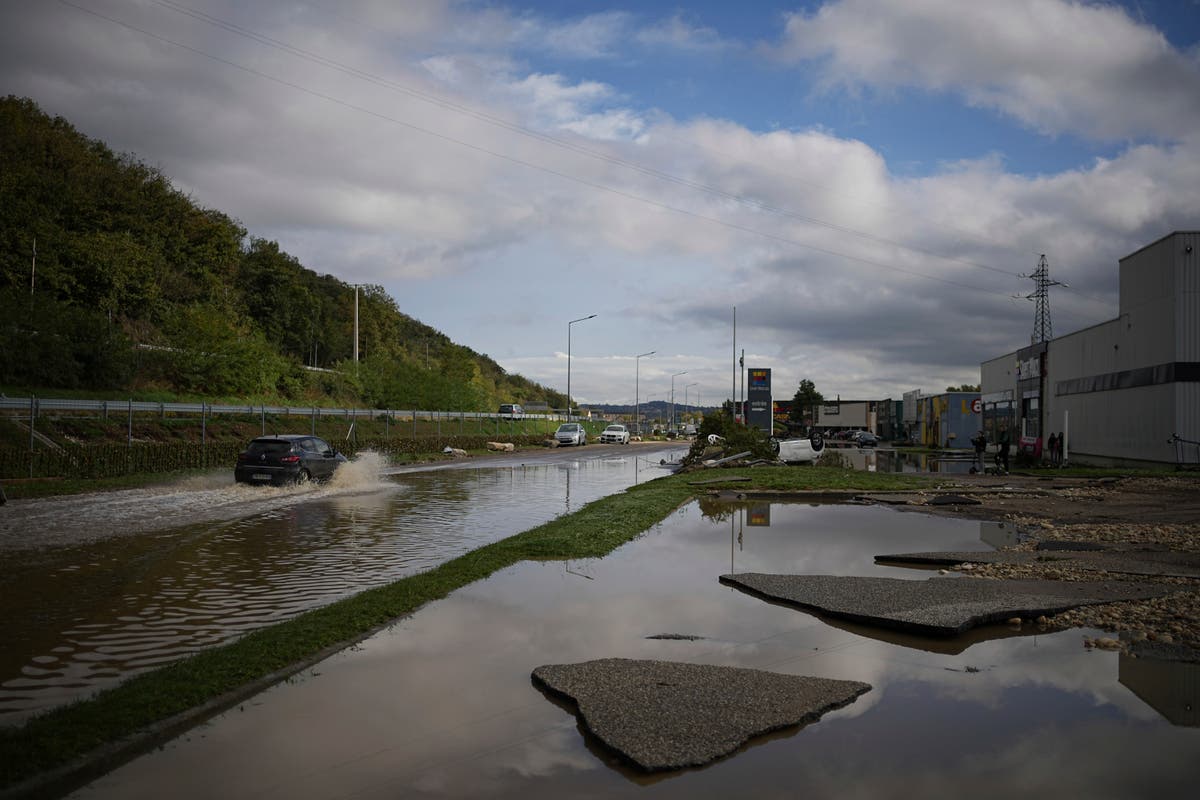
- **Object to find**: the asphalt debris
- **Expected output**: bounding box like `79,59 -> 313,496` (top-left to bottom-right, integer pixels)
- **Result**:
719,573 -> 1174,637
531,658 -> 870,771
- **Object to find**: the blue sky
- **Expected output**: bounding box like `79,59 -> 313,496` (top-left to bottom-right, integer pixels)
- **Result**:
3,0 -> 1199,406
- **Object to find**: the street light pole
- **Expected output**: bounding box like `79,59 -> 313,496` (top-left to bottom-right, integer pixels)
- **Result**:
635,350 -> 655,437
670,370 -> 688,432
567,314 -> 596,421
684,382 -> 697,427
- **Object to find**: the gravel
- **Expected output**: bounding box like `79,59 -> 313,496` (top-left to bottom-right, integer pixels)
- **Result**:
874,549 -> 1200,580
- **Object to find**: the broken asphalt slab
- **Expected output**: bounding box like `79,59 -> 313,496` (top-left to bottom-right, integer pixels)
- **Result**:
531,658 -> 870,772
719,573 -> 1174,637
875,549 -> 1200,580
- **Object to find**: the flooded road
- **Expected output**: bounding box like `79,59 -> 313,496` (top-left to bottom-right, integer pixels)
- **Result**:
72,501 -> 1200,799
0,445 -> 686,724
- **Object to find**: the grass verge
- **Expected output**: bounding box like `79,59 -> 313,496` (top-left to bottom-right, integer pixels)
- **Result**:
0,465 -> 930,795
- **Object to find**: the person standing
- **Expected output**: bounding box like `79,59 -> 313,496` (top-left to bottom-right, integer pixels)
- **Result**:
1045,432 -> 1057,467
1054,432 -> 1064,466
997,426 -> 1011,473
971,430 -> 987,473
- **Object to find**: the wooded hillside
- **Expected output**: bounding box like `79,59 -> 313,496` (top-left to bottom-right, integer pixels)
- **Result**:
0,96 -> 564,410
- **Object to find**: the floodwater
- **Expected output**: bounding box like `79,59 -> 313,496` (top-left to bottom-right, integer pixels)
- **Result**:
72,502 -> 1200,799
0,447 -> 684,724
831,446 -> 980,474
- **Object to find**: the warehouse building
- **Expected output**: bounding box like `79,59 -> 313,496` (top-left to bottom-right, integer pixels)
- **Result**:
981,231 -> 1199,466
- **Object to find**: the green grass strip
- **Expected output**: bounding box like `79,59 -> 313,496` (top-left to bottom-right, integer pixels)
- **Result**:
0,466 -> 930,792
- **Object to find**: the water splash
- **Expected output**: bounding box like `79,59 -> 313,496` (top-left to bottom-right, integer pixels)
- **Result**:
327,450 -> 392,492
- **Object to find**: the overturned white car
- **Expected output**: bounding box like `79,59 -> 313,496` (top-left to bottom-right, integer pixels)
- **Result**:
704,432 -> 825,465
771,432 -> 825,464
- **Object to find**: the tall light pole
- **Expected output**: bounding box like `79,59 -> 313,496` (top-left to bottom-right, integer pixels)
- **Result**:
635,350 -> 655,437
684,382 -> 698,426
567,314 -> 596,420
670,370 -> 688,432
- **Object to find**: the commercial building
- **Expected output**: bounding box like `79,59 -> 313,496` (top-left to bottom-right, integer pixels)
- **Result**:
812,399 -> 877,433
981,231 -> 1199,466
912,392 -> 982,449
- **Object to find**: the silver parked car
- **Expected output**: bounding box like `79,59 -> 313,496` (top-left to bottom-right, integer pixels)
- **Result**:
555,423 -> 587,446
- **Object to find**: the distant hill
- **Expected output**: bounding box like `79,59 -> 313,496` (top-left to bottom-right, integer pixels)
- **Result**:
0,96 -> 564,410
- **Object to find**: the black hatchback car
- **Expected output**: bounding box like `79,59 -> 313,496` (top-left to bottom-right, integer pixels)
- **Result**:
234,435 -> 347,486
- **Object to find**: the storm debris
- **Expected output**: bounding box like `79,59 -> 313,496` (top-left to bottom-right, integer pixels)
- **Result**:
720,573 -> 1174,637
531,658 -> 870,771
875,549 -> 1200,580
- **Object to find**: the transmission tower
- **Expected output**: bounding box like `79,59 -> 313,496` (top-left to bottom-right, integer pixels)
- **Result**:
1024,254 -> 1065,343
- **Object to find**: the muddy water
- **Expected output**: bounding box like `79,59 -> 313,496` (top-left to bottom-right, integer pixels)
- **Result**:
0,448 -> 683,724
72,502 -> 1200,799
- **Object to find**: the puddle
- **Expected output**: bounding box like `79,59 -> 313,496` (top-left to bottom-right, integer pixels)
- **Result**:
832,448 -> 982,474
0,448 -> 683,724
70,502 -> 1200,799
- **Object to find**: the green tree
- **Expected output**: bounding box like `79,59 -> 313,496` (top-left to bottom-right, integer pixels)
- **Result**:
946,384 -> 980,392
789,379 -> 824,424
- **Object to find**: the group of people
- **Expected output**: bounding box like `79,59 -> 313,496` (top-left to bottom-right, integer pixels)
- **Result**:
1045,431 -> 1065,466
970,427 -> 1063,473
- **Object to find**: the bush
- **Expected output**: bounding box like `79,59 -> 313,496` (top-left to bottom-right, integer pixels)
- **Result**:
682,412 -> 777,466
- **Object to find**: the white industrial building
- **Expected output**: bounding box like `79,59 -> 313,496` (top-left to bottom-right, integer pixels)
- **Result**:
981,231 -> 1199,467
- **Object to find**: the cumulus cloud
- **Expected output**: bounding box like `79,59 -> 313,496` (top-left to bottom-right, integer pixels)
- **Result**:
2,0 -> 1196,403
771,0 -> 1200,142
635,13 -> 730,53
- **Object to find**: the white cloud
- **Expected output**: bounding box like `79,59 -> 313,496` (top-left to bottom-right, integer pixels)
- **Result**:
772,0 -> 1200,142
2,0 -> 1196,404
635,13 -> 729,53
528,10 -> 632,60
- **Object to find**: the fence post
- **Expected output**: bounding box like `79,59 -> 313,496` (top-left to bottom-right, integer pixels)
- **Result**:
412,412 -> 416,438
261,405 -> 266,435
311,406 -> 316,436
28,395 -> 35,479
201,403 -> 207,469
127,398 -> 133,474
385,411 -> 389,439
437,412 -> 441,438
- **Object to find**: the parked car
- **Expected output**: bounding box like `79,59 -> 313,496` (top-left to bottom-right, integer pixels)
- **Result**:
855,431 -> 879,447
599,424 -> 630,444
555,423 -> 587,446
234,435 -> 347,486
498,403 -> 524,419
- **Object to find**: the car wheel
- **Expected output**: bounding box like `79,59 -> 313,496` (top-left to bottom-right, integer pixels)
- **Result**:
810,432 -> 825,452
298,469 -> 312,484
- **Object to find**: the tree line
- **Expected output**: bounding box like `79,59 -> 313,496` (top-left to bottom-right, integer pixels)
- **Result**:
0,96 -> 563,410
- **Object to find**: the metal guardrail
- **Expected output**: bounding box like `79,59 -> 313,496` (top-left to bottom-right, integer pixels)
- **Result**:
0,396 -> 571,423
